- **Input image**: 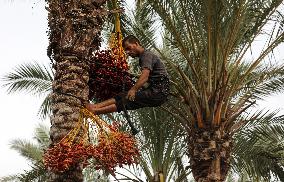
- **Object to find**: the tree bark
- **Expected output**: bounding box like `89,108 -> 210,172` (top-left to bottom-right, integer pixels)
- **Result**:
188,128 -> 232,182
46,0 -> 106,181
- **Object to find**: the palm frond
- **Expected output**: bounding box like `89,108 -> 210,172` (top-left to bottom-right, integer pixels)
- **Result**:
33,123 -> 50,149
124,2 -> 158,49
9,139 -> 43,164
37,93 -> 52,120
0,175 -> 21,182
232,111 -> 284,181
251,64 -> 284,99
1,62 -> 53,119
16,162 -> 47,182
134,107 -> 189,181
2,62 -> 53,96
0,123 -> 51,182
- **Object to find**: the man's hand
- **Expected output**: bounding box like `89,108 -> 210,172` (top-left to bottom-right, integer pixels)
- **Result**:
127,88 -> 137,101
126,69 -> 150,101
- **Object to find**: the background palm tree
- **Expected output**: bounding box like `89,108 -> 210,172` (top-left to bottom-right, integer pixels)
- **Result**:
0,124 -> 50,182
123,0 -> 284,181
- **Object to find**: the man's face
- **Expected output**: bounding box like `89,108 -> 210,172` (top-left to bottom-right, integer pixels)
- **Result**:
123,41 -> 140,58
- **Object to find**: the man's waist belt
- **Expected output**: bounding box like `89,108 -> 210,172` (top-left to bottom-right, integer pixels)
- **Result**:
149,75 -> 169,84
142,75 -> 170,91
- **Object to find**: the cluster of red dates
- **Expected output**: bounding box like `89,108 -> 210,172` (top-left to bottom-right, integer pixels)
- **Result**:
89,50 -> 134,100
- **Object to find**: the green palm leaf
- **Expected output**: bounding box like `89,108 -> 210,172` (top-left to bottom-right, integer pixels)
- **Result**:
9,140 -> 43,164
133,107 -> 189,181
232,111 -> 284,181
37,93 -> 52,120
0,175 -> 20,182
2,62 -> 53,96
33,123 -> 50,149
2,62 -> 53,119
0,124 -> 50,182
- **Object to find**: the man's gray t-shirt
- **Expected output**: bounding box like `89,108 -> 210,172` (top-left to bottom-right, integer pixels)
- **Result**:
139,50 -> 168,81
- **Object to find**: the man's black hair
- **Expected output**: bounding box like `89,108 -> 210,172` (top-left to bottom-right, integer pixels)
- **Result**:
122,35 -> 141,47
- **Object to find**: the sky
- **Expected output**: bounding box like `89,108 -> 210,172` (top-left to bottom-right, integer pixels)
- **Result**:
0,0 -> 50,177
0,0 -> 284,179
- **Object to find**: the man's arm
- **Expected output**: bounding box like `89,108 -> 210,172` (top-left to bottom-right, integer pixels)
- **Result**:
127,69 -> 150,100
133,69 -> 150,90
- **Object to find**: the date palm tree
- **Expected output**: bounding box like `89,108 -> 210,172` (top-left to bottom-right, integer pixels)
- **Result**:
45,0 -> 108,181
3,1 -> 283,181
125,0 -> 284,181
2,0 -> 115,180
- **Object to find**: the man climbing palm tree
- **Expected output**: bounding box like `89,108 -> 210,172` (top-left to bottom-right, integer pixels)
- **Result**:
86,35 -> 170,115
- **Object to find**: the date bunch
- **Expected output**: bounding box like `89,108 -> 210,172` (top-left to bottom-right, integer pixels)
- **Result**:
43,124 -> 139,174
89,50 -> 134,100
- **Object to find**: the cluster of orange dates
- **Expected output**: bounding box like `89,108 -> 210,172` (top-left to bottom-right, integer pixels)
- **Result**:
89,50 -> 134,100
43,124 -> 139,174
43,141 -> 87,173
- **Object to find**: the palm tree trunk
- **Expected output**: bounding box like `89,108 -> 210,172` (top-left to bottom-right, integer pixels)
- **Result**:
46,0 -> 106,181
188,128 -> 232,182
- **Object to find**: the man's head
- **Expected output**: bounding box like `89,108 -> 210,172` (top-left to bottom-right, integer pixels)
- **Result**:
122,35 -> 144,58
